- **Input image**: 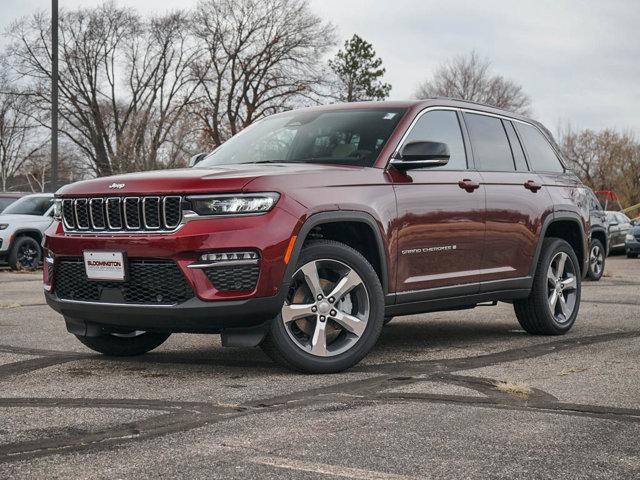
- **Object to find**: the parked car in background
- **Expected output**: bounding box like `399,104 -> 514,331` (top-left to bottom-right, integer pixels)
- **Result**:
625,224 -> 640,258
0,193 -> 55,270
586,189 -> 608,280
606,211 -> 633,253
0,193 -> 26,213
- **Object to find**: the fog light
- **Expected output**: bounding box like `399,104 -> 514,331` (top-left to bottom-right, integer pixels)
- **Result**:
199,251 -> 259,262
188,251 -> 260,270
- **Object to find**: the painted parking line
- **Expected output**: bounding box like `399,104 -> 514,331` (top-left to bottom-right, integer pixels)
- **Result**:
251,455 -> 418,480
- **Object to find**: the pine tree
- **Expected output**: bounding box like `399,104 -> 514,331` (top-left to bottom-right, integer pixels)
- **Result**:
328,34 -> 391,102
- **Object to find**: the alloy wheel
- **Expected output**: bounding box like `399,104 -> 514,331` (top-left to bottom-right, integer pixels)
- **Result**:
589,245 -> 604,276
282,259 -> 370,357
17,243 -> 39,269
547,251 -> 578,323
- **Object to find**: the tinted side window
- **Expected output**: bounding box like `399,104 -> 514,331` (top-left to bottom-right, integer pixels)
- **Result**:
516,123 -> 564,172
403,110 -> 467,170
588,193 -> 602,211
465,113 -> 515,171
503,121 -> 528,171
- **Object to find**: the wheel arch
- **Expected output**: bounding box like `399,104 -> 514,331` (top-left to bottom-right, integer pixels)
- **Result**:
11,229 -> 44,248
531,213 -> 588,277
283,211 -> 389,295
590,228 -> 608,253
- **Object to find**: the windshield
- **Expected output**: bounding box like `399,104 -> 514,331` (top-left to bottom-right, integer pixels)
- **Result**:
0,197 -> 18,213
3,196 -> 53,216
198,108 -> 406,168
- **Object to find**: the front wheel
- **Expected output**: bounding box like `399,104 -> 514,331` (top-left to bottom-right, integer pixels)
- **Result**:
586,239 -> 605,281
627,251 -> 639,259
260,240 -> 384,373
514,238 -> 581,335
9,236 -> 41,271
75,331 -> 171,356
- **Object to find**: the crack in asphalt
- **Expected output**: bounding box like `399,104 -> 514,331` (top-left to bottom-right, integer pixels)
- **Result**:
1,329 -> 640,463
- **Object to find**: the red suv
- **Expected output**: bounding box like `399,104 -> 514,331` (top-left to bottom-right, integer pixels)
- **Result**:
44,99 -> 588,373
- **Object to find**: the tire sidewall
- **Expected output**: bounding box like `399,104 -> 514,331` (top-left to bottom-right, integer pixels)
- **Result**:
586,238 -> 605,281
536,238 -> 581,333
267,241 -> 384,373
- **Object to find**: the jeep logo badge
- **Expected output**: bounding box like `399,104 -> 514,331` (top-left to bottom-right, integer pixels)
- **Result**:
108,183 -> 125,190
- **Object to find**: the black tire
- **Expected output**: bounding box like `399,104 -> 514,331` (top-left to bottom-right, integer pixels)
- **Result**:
8,236 -> 41,271
514,238 -> 581,335
260,240 -> 385,373
75,332 -> 171,356
586,238 -> 605,281
627,252 -> 639,259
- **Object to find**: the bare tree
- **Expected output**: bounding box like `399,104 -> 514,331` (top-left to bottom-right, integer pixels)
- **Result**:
0,70 -> 46,191
192,0 -> 335,148
6,3 -> 201,177
560,126 -> 640,207
415,51 -> 531,115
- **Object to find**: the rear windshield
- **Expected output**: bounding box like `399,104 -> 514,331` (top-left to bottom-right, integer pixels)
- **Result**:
197,108 -> 406,168
2,196 -> 53,216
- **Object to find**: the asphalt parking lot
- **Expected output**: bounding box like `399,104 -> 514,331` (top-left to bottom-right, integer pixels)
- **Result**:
0,257 -> 639,479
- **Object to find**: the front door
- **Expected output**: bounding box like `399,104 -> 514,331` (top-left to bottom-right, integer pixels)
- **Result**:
393,109 -> 485,293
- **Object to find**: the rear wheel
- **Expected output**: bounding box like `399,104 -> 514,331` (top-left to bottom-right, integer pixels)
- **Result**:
261,240 -> 384,373
75,331 -> 170,356
8,236 -> 41,271
627,251 -> 639,259
586,239 -> 605,280
514,238 -> 581,335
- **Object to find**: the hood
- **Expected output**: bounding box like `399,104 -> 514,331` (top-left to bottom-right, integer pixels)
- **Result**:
0,214 -> 52,225
56,163 -> 370,197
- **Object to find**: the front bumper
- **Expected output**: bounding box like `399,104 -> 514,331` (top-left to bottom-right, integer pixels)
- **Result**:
44,206 -> 301,301
626,239 -> 640,254
45,290 -> 285,334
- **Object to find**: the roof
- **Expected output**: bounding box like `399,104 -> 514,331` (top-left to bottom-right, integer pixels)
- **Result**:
289,98 -> 537,125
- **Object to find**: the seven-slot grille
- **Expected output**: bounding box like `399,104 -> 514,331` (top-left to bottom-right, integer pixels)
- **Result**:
62,196 -> 182,233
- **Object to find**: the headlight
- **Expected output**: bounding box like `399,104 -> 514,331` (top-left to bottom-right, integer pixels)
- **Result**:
53,199 -> 62,221
0,224 -> 8,230
187,193 -> 279,216
626,234 -> 635,241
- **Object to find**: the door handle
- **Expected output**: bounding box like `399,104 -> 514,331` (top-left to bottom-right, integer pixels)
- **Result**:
458,179 -> 480,192
524,180 -> 542,192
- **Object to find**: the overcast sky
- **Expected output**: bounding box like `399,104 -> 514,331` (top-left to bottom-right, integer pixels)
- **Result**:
2,0 -> 639,136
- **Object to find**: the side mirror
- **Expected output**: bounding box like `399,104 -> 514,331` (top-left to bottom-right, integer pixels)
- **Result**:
630,219 -> 638,226
188,153 -> 207,168
390,141 -> 450,170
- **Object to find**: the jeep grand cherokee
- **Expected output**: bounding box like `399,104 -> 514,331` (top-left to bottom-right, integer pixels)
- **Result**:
44,99 -> 589,373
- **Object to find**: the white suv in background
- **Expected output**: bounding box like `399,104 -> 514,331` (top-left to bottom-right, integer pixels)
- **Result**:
0,194 -> 54,270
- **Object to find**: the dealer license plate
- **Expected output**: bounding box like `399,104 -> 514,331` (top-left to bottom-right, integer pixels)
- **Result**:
83,251 -> 126,281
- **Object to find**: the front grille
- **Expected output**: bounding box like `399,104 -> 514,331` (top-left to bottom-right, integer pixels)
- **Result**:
62,196 -> 182,233
205,264 -> 260,292
55,258 -> 194,305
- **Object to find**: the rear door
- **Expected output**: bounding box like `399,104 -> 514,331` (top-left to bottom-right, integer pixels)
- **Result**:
463,112 -> 552,286
392,109 -> 485,294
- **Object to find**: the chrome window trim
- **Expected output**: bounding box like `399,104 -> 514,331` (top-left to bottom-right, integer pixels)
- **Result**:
123,197 -> 141,230
88,198 -> 106,230
142,196 -> 161,230
388,105 -> 566,171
